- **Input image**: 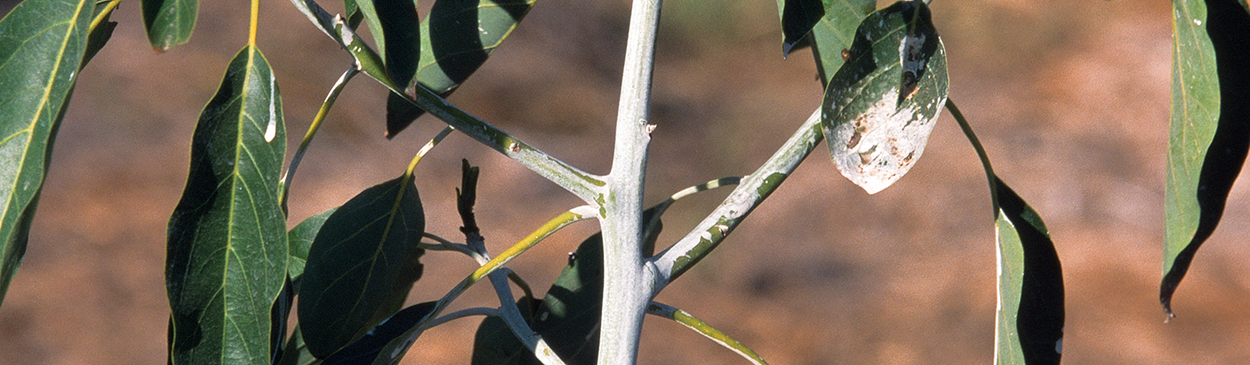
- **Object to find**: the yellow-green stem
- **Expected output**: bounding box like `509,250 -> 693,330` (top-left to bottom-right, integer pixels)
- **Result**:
945,99 -> 999,211
89,0 -> 120,32
279,67 -> 358,209
248,0 -> 260,46
405,126 -> 456,177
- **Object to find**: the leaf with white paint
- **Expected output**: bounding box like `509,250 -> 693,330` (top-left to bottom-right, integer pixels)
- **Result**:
820,0 -> 948,194
166,45 -> 288,364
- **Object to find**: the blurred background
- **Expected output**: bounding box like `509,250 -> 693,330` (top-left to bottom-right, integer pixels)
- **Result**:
4,0 -> 1247,364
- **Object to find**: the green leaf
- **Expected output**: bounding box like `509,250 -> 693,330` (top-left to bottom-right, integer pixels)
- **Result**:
288,208 -> 337,285
1162,0 -> 1250,317
142,0 -> 198,51
820,1 -> 949,194
807,0 -> 875,87
470,209 -> 661,364
0,0 -> 93,307
298,175 -> 426,358
354,0 -> 420,86
353,0 -> 424,139
385,0 -> 538,137
277,326 -> 321,365
470,298 -> 543,365
165,45 -> 288,365
321,301 -> 437,364
776,0 -> 827,55
83,0 -> 118,68
992,177 -> 1064,365
344,0 -> 364,30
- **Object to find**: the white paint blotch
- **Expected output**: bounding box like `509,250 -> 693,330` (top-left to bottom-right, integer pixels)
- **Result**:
265,74 -> 278,142
1194,18 -> 1202,25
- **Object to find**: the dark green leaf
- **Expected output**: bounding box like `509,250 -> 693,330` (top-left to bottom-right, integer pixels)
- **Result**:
470,209 -> 661,364
354,0 -> 424,139
354,0 -> 420,87
776,0 -> 825,55
288,208 -> 337,285
82,0 -> 117,68
344,0 -> 364,30
1162,0 -> 1250,317
298,175 -> 425,358
992,177 -> 1064,365
277,326 -> 321,365
386,0 -> 538,137
321,301 -> 438,364
807,0 -> 875,87
166,45 -> 288,365
470,298 -> 543,365
0,0 -> 93,307
142,0 -> 197,51
820,0 -> 948,194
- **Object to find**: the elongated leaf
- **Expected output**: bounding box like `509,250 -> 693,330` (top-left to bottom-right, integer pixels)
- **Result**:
471,298 -> 543,365
0,0 -> 93,307
83,0 -> 118,68
288,208 -> 337,285
354,0 -> 424,139
142,0 -> 197,51
386,0 -> 538,137
166,45 -> 288,365
471,210 -> 661,364
321,301 -> 437,364
345,0 -> 364,30
1162,0 -> 1250,317
807,0 -> 875,87
821,0 -> 949,194
355,0 -> 420,86
992,177 -> 1064,365
298,175 -> 425,358
277,326 -> 319,365
777,0 -> 827,55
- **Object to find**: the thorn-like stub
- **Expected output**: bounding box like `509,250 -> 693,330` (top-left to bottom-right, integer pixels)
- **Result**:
509,142 -> 521,153
645,124 -> 657,135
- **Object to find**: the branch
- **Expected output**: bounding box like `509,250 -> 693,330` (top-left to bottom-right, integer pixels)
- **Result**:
598,0 -> 663,363
649,109 -> 823,289
646,302 -> 769,365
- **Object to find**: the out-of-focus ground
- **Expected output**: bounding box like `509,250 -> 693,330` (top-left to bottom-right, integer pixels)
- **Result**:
3,0 -> 1247,364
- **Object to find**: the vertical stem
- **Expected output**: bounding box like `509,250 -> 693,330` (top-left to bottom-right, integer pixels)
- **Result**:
600,0 -> 662,364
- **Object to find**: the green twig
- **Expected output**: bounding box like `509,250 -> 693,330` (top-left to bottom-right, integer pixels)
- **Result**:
427,307 -> 500,328
945,99 -> 999,211
650,109 -> 823,288
280,67 -> 358,209
88,0 -> 120,32
368,206 -> 596,364
647,302 -> 769,365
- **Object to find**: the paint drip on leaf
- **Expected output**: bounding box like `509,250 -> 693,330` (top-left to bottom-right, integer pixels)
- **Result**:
820,0 -> 949,194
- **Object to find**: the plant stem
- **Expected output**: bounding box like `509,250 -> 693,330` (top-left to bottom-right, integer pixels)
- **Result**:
405,126 -> 455,177
646,302 -> 769,365
89,0 -> 120,32
599,0 -> 662,363
248,0 -> 260,47
280,67 -> 357,210
945,99 -> 999,211
650,109 -> 823,287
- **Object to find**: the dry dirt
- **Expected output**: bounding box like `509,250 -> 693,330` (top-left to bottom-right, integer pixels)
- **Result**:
4,0 -> 1249,364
